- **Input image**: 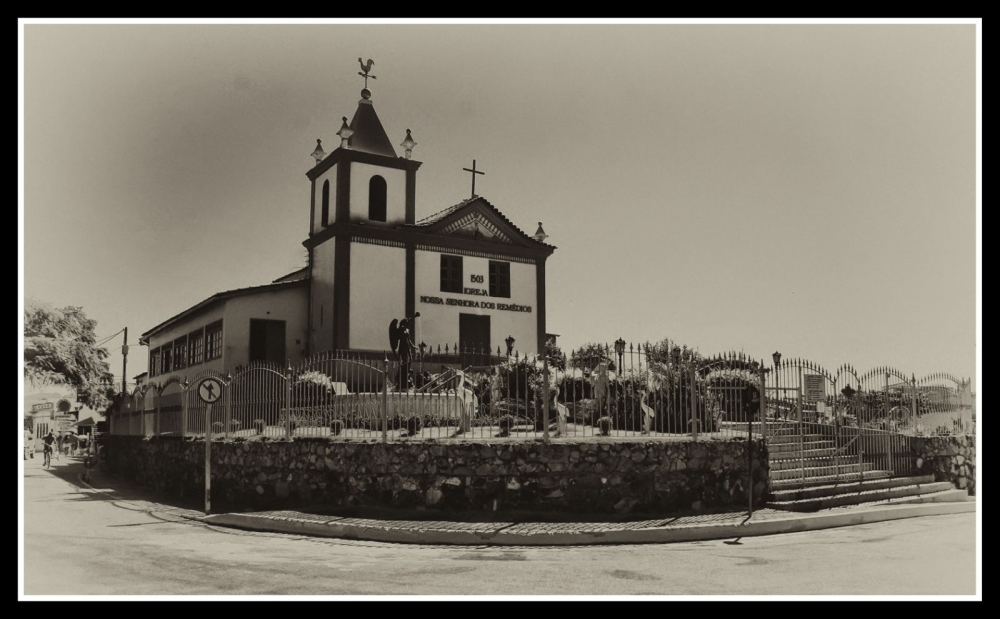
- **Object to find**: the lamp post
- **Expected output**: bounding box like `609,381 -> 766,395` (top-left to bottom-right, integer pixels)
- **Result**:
772,351 -> 782,421
614,338 -> 626,373
505,335 -> 515,357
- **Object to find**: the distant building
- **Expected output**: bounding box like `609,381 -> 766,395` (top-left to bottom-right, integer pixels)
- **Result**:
140,68 -> 556,384
24,388 -> 78,448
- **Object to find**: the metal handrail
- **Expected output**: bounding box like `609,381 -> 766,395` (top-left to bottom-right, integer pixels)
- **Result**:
417,368 -> 459,394
831,433 -> 860,457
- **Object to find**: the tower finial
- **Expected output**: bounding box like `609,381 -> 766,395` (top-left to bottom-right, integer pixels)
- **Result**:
532,222 -> 548,243
310,138 -> 326,164
400,128 -> 416,159
337,117 -> 354,149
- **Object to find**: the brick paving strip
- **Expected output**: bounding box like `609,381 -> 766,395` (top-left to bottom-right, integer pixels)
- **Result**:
77,467 -> 974,547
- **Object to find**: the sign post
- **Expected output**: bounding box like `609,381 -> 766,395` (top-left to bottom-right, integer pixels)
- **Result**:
197,377 -> 223,515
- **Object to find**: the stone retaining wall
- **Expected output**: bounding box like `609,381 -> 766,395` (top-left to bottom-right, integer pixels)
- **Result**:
107,436 -> 769,515
911,435 -> 976,496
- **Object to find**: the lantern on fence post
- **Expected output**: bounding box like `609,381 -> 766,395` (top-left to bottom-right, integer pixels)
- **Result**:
614,338 -> 626,373
505,335 -> 515,357
772,351 -> 782,420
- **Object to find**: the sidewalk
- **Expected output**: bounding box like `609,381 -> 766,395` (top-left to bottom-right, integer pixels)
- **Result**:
78,464 -> 974,547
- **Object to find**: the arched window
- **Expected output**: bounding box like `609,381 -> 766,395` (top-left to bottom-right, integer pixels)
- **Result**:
368,175 -> 387,222
321,180 -> 330,226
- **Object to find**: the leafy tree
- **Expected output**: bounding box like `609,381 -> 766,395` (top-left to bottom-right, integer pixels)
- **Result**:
545,340 -> 566,370
24,300 -> 114,410
643,338 -> 702,367
568,342 -> 615,371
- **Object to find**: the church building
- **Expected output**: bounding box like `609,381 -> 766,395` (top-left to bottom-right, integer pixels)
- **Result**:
140,70 -> 556,383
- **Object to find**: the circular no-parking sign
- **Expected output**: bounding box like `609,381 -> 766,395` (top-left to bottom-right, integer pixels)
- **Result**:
197,377 -> 224,404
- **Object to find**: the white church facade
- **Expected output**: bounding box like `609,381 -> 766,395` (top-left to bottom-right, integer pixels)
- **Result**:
140,77 -> 556,383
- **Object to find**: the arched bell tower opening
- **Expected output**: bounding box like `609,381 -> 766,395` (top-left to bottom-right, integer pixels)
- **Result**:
368,175 -> 387,222
321,180 -> 330,226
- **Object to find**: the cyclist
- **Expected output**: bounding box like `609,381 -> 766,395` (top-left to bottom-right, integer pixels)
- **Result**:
42,431 -> 55,468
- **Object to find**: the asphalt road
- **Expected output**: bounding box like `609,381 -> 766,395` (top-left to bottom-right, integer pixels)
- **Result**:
22,457 -> 977,596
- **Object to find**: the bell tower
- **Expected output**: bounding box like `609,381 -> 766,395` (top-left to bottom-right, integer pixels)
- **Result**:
303,64 -> 422,351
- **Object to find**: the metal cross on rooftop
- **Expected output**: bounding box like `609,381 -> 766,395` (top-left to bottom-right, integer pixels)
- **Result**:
358,57 -> 377,89
463,159 -> 485,198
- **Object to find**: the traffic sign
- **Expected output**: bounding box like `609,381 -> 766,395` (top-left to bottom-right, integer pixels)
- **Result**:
197,377 -> 224,404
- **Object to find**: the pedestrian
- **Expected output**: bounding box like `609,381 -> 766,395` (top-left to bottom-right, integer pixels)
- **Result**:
54,433 -> 62,460
42,431 -> 55,468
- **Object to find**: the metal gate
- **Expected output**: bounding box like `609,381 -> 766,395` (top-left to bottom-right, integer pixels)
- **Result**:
765,358 -> 916,489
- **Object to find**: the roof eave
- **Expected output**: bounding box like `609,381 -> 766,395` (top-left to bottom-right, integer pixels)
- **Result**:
140,279 -> 308,343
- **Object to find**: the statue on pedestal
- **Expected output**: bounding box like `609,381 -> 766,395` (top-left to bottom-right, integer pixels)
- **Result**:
389,313 -> 420,391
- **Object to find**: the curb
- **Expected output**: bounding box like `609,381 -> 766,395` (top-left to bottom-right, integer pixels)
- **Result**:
202,500 -> 975,546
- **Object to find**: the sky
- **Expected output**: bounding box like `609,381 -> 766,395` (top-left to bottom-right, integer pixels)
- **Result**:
21,23 -> 979,387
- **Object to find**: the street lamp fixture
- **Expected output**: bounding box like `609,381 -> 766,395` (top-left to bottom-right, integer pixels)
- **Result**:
614,338 -> 626,371
772,350 -> 783,420
505,335 -> 515,356
419,341 -> 427,357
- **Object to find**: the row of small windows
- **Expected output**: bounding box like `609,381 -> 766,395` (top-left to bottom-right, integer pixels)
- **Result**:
149,320 -> 222,377
320,175 -> 388,226
440,255 -> 511,298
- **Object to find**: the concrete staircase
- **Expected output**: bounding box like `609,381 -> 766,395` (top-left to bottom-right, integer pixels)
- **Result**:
763,423 -> 967,512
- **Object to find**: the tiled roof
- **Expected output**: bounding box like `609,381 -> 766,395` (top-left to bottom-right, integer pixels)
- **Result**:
413,197 -> 477,226
272,266 -> 309,283
409,195 -> 556,249
140,279 -> 308,342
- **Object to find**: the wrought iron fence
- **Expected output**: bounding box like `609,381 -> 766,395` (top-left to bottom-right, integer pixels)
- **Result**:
108,344 -> 973,448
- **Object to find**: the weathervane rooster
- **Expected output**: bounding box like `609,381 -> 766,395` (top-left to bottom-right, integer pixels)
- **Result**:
358,58 -> 376,88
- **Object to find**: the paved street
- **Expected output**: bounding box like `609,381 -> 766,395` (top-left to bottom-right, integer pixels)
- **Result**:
23,457 -> 977,596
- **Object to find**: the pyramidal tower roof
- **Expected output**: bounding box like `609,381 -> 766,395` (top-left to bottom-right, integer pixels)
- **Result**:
346,89 -> 397,158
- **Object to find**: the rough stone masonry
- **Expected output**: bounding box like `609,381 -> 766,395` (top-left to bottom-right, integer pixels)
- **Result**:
911,434 -> 976,496
108,436 -> 770,515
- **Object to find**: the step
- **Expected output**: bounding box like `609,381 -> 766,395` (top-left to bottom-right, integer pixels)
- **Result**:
767,481 -> 956,512
769,474 -> 936,502
769,447 -> 837,461
885,488 -> 969,506
768,433 -> 832,445
771,462 -> 873,481
768,440 -> 835,454
770,456 -> 850,471
770,469 -> 893,490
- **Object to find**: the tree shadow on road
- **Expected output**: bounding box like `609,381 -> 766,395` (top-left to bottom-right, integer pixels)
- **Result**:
30,457 -> 202,511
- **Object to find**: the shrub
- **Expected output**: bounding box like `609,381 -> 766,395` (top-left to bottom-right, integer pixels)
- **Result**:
498,415 -> 514,437
229,419 -> 242,432
597,416 -> 612,436
253,419 -> 265,435
330,420 -> 344,436
211,421 -> 224,434
405,416 -> 423,437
